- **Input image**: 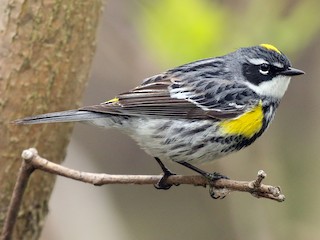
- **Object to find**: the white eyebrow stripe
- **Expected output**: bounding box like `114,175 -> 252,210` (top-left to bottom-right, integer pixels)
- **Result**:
272,62 -> 284,68
248,58 -> 268,65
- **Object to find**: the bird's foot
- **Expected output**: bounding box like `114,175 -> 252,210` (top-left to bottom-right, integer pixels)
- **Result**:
203,172 -> 229,181
154,167 -> 176,190
154,157 -> 176,190
204,172 -> 230,199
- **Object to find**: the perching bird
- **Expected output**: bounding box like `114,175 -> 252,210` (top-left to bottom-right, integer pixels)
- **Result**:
14,44 -> 304,189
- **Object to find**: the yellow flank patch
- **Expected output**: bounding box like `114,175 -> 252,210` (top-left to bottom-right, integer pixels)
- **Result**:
260,44 -> 281,54
219,101 -> 263,138
105,97 -> 119,103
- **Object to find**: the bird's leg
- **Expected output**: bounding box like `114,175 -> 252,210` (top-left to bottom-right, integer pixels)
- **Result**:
177,161 -> 229,181
154,157 -> 176,190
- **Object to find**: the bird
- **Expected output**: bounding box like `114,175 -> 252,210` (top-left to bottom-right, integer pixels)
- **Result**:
14,44 -> 304,189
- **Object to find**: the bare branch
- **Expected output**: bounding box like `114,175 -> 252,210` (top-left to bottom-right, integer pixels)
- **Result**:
1,154 -> 35,240
1,148 -> 285,240
23,148 -> 285,202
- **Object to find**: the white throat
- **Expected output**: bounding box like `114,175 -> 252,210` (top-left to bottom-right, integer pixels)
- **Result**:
245,75 -> 291,98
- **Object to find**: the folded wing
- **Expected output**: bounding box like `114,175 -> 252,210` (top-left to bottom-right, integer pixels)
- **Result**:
81,73 -> 260,120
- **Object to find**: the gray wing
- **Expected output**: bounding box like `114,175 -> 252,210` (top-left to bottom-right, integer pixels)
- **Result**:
81,72 -> 261,120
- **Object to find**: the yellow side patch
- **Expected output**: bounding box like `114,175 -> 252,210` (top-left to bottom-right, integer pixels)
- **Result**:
105,97 -> 119,103
219,101 -> 263,138
260,44 -> 281,54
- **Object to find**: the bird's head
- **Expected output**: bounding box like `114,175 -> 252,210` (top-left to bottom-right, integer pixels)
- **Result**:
233,44 -> 304,99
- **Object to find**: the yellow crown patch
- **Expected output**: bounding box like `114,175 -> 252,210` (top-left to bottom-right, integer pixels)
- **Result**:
260,44 -> 281,54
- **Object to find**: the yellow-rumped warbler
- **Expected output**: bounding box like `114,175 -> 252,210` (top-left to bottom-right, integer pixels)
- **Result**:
15,44 -> 304,189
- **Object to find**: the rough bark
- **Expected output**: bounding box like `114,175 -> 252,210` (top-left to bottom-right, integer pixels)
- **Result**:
0,1 -> 102,239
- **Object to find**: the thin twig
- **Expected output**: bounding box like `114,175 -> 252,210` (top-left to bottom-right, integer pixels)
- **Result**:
1,152 -> 35,240
23,148 -> 285,202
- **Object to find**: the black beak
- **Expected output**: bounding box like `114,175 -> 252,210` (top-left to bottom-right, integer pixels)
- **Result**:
281,67 -> 305,76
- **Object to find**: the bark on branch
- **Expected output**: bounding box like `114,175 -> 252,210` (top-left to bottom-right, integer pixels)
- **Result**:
23,148 -> 285,202
21,148 -> 286,201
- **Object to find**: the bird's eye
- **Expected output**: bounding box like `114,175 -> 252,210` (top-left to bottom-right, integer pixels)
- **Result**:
259,63 -> 270,75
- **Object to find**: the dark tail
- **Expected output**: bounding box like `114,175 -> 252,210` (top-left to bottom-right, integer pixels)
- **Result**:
13,110 -> 107,125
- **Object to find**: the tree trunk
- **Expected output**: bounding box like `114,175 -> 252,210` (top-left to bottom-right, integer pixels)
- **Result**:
0,1 -> 102,239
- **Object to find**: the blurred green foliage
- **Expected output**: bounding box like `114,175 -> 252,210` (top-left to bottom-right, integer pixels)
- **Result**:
136,0 -> 320,67
137,0 -> 228,65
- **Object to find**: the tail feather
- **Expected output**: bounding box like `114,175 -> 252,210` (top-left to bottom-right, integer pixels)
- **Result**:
13,110 -> 107,125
